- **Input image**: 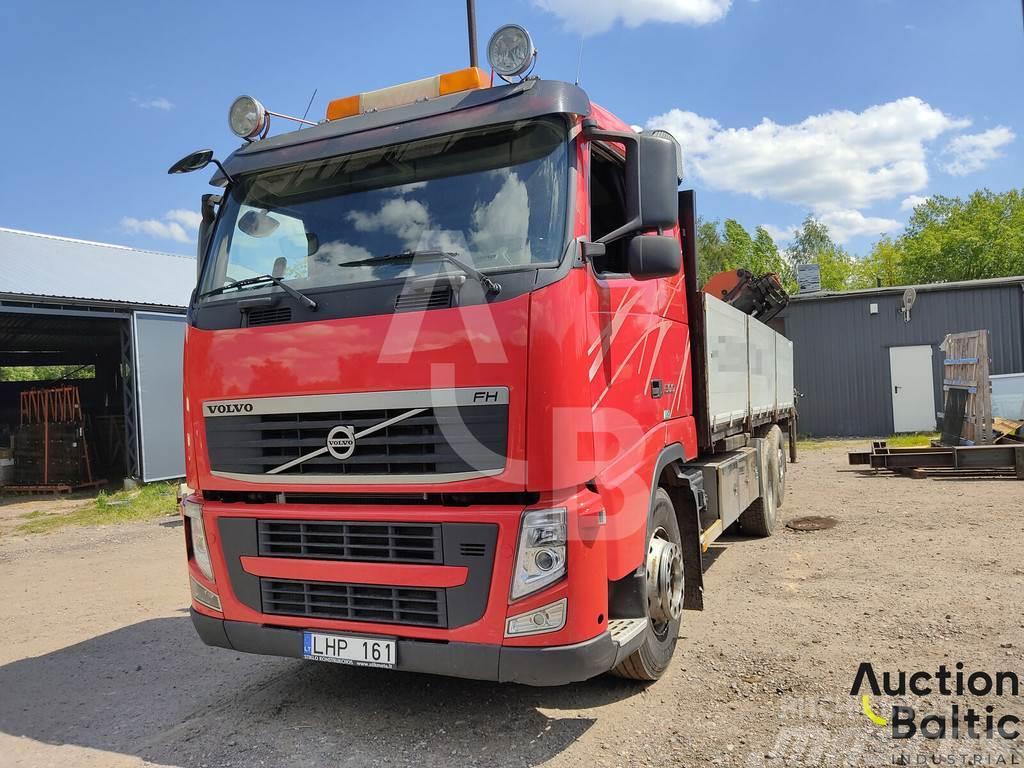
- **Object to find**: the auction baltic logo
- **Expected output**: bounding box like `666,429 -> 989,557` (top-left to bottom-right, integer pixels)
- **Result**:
852,661 -> 1022,753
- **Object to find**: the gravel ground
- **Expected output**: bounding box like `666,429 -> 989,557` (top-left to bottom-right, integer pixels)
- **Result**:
0,442 -> 1021,768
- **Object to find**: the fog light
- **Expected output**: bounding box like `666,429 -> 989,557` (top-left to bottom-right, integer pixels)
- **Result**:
190,574 -> 221,612
505,598 -> 567,637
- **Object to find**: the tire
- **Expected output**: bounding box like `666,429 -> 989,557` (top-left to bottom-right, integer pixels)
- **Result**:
740,428 -> 780,537
611,488 -> 682,681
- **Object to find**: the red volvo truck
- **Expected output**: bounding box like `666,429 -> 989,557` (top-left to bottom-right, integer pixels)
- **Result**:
170,24 -> 796,685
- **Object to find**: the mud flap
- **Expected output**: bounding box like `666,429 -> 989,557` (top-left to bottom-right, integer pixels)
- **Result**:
666,466 -> 706,611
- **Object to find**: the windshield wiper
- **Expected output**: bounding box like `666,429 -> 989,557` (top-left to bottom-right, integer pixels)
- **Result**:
339,250 -> 502,296
198,274 -> 318,310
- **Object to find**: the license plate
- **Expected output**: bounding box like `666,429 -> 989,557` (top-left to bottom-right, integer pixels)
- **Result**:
302,631 -> 396,668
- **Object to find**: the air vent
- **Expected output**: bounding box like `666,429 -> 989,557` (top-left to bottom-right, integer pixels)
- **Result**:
459,542 -> 487,558
246,306 -> 292,327
395,285 -> 453,313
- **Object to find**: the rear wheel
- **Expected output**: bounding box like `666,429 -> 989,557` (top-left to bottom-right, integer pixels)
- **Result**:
740,427 -> 782,537
611,488 -> 683,681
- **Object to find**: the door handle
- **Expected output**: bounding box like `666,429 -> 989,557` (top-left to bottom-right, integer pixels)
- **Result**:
894,385 -> 901,394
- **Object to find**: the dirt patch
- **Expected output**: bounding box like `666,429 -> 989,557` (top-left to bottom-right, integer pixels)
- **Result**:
0,442 -> 1021,767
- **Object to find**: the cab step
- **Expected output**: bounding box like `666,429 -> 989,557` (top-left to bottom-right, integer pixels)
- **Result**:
608,617 -> 648,665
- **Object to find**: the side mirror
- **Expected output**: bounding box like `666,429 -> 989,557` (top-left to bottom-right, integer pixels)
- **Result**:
168,149 -> 214,175
627,235 -> 681,281
632,133 -> 679,231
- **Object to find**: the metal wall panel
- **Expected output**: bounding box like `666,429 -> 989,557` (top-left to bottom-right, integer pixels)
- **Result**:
132,312 -> 186,481
779,283 -> 1024,436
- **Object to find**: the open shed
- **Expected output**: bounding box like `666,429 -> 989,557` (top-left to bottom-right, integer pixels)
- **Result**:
0,227 -> 195,484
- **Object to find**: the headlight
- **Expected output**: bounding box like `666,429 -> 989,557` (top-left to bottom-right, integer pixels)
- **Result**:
486,24 -> 535,79
510,508 -> 566,600
182,498 -> 214,582
228,95 -> 268,140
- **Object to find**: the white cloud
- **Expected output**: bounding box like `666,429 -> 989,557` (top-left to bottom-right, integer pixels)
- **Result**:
132,96 -> 174,111
760,224 -> 797,244
815,209 -> 901,244
900,194 -> 928,212
121,209 -> 201,243
166,209 -> 202,229
941,126 -> 1015,176
534,0 -> 731,35
646,97 -> 970,213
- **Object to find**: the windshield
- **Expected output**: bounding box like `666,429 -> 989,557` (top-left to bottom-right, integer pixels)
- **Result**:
200,118 -> 568,299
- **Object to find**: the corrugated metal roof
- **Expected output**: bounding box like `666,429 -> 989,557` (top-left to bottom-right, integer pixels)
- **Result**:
0,227 -> 195,307
791,274 -> 1024,302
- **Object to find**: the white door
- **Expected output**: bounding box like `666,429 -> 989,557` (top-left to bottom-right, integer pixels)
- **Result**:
889,345 -> 936,433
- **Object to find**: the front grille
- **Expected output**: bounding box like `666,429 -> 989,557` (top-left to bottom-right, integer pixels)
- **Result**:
261,578 -> 446,627
258,519 -> 441,563
205,402 -> 507,479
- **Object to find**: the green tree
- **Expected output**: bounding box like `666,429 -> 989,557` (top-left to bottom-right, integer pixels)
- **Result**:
752,226 -> 795,291
897,189 -> 1024,283
696,217 -> 734,284
785,215 -> 835,266
856,236 -> 906,288
723,219 -> 754,268
786,216 -> 857,292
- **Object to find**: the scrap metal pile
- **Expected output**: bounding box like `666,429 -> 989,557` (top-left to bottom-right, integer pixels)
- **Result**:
850,330 -> 1024,480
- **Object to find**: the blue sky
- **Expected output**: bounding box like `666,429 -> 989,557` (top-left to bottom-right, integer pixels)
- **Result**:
1,0 -> 1020,257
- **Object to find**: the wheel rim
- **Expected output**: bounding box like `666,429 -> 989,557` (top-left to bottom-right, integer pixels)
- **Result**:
777,445 -> 786,490
646,526 -> 684,637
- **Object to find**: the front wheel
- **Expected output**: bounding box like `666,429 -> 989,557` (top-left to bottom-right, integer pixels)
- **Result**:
610,488 -> 683,681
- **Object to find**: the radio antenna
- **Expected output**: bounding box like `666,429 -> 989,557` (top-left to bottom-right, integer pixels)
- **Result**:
300,88 -> 318,127
574,35 -> 584,85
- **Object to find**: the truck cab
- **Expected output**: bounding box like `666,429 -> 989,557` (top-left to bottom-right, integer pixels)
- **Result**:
175,27 -> 793,685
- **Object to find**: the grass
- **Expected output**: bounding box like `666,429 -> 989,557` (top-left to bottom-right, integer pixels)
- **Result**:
15,482 -> 179,535
797,432 -> 939,450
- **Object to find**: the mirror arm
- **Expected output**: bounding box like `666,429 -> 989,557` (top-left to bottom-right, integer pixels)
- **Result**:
209,159 -> 235,185
583,120 -> 644,243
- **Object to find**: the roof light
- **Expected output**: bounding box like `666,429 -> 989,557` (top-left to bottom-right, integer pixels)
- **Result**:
487,24 -> 535,80
326,67 -> 488,121
229,95 -> 268,141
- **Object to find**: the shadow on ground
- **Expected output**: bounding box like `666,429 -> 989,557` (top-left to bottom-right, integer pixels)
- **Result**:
0,613 -> 645,767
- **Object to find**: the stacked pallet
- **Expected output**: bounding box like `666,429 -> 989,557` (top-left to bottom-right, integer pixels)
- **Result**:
7,385 -> 100,492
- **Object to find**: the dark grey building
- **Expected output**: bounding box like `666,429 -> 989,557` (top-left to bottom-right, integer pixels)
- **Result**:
776,275 -> 1024,437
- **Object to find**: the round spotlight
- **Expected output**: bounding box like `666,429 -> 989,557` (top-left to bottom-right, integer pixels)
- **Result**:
228,95 -> 268,140
487,24 -> 535,79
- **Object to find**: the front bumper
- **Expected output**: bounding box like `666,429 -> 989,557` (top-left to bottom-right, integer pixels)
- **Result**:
192,609 -> 617,686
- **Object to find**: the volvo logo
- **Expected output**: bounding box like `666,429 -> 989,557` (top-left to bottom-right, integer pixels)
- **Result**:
206,402 -> 254,415
326,425 -> 356,460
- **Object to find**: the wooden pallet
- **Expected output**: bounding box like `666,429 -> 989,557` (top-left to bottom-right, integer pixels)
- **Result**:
940,330 -> 992,445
